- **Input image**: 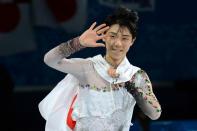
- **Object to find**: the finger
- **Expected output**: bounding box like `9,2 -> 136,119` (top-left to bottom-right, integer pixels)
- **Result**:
96,26 -> 109,34
94,43 -> 105,47
93,23 -> 106,32
89,22 -> 97,30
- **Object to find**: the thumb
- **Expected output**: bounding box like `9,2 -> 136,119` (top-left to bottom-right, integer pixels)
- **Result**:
94,43 -> 105,47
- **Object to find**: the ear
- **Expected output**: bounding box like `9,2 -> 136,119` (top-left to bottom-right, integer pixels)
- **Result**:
130,38 -> 136,46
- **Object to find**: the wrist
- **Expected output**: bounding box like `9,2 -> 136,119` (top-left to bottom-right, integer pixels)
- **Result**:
78,36 -> 85,47
74,37 -> 86,49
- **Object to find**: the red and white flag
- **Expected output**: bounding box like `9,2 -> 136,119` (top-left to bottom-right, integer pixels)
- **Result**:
0,0 -> 36,56
32,0 -> 88,33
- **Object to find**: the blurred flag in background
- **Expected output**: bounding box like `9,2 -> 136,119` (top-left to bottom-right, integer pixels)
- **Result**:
0,0 -> 36,56
32,0 -> 87,33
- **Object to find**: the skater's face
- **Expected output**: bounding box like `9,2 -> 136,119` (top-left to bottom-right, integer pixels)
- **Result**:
103,24 -> 135,61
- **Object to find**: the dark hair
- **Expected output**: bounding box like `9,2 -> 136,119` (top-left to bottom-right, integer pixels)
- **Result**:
104,6 -> 139,38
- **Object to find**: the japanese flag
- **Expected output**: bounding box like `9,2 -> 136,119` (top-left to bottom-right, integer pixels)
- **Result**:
0,0 -> 36,56
32,0 -> 87,33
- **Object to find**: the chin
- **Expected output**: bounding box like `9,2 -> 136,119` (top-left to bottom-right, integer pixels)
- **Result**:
111,56 -> 123,61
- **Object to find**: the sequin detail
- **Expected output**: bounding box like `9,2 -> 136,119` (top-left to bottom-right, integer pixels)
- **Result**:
125,70 -> 162,113
79,83 -> 125,92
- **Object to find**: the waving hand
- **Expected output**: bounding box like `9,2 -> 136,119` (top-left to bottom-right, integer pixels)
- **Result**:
79,22 -> 109,47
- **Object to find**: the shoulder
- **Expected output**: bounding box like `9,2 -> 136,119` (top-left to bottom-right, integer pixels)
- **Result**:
125,69 -> 152,91
134,69 -> 149,77
130,69 -> 151,84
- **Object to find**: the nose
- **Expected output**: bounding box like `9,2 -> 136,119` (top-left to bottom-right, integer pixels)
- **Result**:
114,39 -> 122,47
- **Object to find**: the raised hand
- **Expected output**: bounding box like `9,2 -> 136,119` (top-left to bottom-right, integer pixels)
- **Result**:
79,22 -> 109,47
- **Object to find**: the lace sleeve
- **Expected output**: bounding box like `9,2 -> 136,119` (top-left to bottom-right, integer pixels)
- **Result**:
58,37 -> 85,58
125,70 -> 162,120
44,37 -> 89,78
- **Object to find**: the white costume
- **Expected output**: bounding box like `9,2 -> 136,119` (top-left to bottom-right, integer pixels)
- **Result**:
39,55 -> 140,131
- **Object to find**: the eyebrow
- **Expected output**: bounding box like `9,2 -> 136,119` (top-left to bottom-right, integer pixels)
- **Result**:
108,32 -> 131,37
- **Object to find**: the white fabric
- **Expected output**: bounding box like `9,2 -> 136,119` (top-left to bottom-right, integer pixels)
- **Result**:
72,88 -> 130,119
39,74 -> 79,131
72,88 -> 136,131
74,109 -> 130,131
38,54 -> 140,131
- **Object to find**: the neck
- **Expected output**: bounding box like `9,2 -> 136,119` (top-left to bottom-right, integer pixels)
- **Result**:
105,55 -> 124,69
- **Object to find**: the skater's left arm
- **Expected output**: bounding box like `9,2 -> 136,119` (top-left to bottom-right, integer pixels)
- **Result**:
125,70 -> 162,120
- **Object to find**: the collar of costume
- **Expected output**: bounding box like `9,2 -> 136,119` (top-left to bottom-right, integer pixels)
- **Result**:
90,55 -> 140,84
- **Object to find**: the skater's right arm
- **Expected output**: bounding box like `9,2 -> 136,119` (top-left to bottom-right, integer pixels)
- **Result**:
44,22 -> 109,76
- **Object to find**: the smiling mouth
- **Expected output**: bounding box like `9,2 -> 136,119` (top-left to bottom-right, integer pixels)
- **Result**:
112,49 -> 123,52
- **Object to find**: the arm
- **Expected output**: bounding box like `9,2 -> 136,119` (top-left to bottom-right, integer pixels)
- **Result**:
44,22 -> 109,76
44,37 -> 87,76
125,70 -> 162,120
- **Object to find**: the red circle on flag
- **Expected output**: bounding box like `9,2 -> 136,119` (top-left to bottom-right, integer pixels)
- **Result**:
0,3 -> 20,33
46,0 -> 77,22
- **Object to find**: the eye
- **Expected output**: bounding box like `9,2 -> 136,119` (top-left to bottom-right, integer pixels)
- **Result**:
110,35 -> 115,38
122,38 -> 129,41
